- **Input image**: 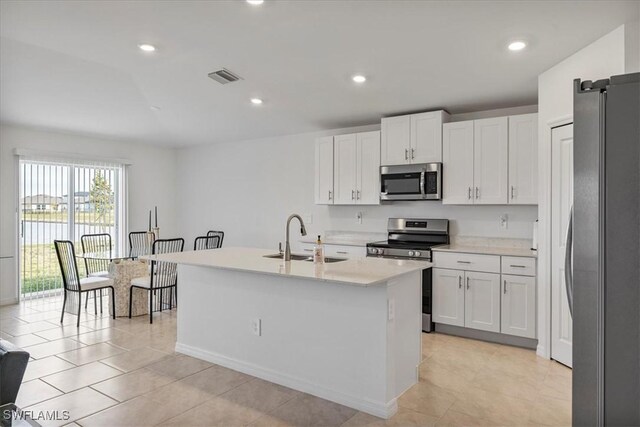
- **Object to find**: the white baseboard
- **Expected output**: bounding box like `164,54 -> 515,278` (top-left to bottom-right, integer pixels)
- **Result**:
0,297 -> 18,307
175,342 -> 398,419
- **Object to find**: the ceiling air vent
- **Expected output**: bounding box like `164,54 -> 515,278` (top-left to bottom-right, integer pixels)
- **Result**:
208,68 -> 242,84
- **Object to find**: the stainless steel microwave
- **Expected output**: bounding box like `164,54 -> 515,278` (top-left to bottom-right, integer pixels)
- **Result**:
380,163 -> 442,201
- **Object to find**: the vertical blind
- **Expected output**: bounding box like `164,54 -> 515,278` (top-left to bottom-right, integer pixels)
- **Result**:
18,155 -> 127,300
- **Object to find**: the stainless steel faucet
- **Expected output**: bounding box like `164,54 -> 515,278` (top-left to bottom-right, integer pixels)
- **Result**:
284,214 -> 307,261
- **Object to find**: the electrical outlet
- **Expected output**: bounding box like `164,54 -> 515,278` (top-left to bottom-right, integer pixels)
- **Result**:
356,211 -> 363,224
387,298 -> 395,321
500,214 -> 508,229
251,318 -> 261,336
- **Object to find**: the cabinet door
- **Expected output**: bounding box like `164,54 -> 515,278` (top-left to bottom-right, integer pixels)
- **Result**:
473,117 -> 508,204
508,114 -> 538,205
432,268 -> 465,327
464,271 -> 501,332
356,131 -> 381,205
410,111 -> 447,163
442,121 -> 474,204
314,136 -> 334,204
501,274 -> 536,338
333,134 -> 358,205
381,115 -> 411,166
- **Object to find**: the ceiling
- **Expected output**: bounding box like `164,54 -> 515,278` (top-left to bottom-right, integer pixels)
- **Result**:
1,1 -> 638,147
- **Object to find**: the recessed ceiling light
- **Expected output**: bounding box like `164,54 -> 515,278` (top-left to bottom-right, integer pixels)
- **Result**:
508,41 -> 527,51
352,75 -> 367,83
138,44 -> 156,52
247,0 -> 264,5
251,98 -> 263,105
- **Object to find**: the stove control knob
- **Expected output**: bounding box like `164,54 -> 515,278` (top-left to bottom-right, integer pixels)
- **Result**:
408,251 -> 415,257
414,251 -> 421,257
377,248 -> 384,255
368,247 -> 374,254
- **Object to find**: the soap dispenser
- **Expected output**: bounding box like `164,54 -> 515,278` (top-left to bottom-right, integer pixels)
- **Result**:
313,235 -> 325,264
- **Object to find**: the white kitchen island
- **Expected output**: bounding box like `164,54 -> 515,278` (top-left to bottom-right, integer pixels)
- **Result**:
142,247 -> 429,418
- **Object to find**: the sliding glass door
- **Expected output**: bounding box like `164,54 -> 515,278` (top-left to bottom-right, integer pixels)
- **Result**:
19,159 -> 125,300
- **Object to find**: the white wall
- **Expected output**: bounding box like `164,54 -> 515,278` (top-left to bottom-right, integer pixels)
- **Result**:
0,124 -> 179,305
177,106 -> 539,253
536,24 -> 633,359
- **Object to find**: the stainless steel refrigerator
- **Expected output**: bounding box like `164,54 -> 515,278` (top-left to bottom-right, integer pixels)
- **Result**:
571,72 -> 640,425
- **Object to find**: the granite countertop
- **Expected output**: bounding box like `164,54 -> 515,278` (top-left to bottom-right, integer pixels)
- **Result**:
141,247 -> 430,287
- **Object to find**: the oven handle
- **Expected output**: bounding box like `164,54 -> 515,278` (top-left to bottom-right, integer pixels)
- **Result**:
420,171 -> 426,197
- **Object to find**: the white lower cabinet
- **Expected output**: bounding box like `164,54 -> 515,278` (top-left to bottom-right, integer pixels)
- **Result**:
432,268 -> 465,327
501,274 -> 536,338
464,271 -> 501,333
432,251 -> 537,339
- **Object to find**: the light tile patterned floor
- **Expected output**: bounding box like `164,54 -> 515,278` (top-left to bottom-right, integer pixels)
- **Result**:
1,297 -> 572,426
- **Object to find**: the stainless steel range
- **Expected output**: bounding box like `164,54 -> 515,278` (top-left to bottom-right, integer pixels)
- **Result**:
367,218 -> 449,333
366,218 -> 449,261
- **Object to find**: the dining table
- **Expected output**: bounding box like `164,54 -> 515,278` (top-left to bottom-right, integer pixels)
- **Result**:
76,250 -> 151,317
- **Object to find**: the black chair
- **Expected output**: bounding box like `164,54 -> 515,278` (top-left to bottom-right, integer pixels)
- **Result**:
129,231 -> 154,258
206,230 -> 224,248
129,238 -> 184,324
54,240 -> 116,327
81,233 -> 112,314
194,235 -> 221,251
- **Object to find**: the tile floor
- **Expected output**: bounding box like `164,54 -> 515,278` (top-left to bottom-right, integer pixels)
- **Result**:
1,297 -> 572,426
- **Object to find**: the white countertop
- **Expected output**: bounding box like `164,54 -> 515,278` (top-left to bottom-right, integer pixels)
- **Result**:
432,244 -> 537,258
141,247 -> 430,287
300,232 -> 385,247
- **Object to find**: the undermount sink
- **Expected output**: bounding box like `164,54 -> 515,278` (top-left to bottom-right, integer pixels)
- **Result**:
263,253 -> 347,263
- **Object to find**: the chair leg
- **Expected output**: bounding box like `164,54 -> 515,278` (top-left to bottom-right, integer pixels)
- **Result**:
85,291 -> 89,309
93,290 -> 98,315
128,286 -> 134,319
159,288 -> 164,313
149,289 -> 153,324
100,290 -> 103,314
168,287 -> 172,310
77,292 -> 82,327
110,287 -> 116,320
60,290 -> 67,323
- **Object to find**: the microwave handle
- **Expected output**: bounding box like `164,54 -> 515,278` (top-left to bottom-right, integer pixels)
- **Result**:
420,171 -> 426,196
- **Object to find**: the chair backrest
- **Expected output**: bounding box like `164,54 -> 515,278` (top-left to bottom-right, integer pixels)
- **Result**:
81,233 -> 112,274
129,231 -> 154,258
150,238 -> 185,289
193,235 -> 220,251
54,240 -> 81,291
206,230 -> 224,248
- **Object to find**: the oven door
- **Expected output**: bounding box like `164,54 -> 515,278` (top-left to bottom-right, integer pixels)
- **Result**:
380,163 -> 441,200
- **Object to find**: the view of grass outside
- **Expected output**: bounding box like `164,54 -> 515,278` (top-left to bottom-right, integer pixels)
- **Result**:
22,211 -> 115,224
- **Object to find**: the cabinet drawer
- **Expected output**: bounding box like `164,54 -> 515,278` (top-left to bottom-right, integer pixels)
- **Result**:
501,256 -> 536,276
433,251 -> 500,273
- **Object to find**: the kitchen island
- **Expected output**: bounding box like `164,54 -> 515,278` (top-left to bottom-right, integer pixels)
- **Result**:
142,247 -> 429,418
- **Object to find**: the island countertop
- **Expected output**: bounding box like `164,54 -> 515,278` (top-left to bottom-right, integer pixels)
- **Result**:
141,247 -> 430,287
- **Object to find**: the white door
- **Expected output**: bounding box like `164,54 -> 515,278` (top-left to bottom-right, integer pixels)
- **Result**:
356,131 -> 381,205
464,271 -> 501,332
473,117 -> 508,204
381,115 -> 410,166
432,268 -> 465,327
442,121 -> 474,204
410,111 -> 442,163
508,114 -> 538,204
333,134 -> 358,205
501,274 -> 536,338
551,124 -> 573,367
314,136 -> 334,204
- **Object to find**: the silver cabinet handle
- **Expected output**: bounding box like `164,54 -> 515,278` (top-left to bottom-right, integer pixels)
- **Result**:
475,187 -> 479,199
351,190 -> 355,200
468,187 -> 472,199
564,205 -> 573,317
328,190 -> 332,200
411,148 -> 415,159
336,251 -> 348,254
456,260 -> 471,264
356,190 -> 361,200
466,276 -> 470,289
458,276 -> 462,289
303,248 -> 313,252
504,279 -> 507,294
510,186 -> 515,199
404,149 -> 408,160
510,265 -> 526,268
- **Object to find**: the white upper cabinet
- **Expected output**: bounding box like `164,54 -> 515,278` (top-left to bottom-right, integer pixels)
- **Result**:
356,131 -> 381,205
381,111 -> 449,166
333,134 -> 358,205
442,121 -> 474,204
508,113 -> 538,205
315,136 -> 334,204
473,117 -> 508,204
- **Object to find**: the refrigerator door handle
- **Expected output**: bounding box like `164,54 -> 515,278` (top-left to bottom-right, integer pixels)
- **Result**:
564,205 -> 573,317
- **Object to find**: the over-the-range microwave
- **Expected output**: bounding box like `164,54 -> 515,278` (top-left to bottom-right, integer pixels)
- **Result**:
380,163 -> 442,201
